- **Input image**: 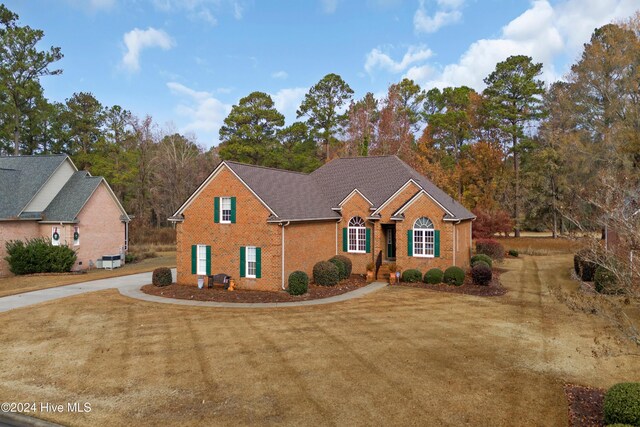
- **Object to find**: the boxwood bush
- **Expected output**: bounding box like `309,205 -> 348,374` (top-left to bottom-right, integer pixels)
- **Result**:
471,263 -> 492,286
401,269 -> 422,283
152,267 -> 173,287
443,266 -> 465,286
313,261 -> 339,286
475,239 -> 504,260
594,266 -> 619,294
604,383 -> 640,426
424,268 -> 443,284
328,257 -> 348,280
471,254 -> 493,268
5,238 -> 77,275
508,249 -> 519,257
330,255 -> 352,277
288,271 -> 309,295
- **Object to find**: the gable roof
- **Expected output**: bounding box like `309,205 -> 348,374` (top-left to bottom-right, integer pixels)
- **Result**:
0,155 -> 129,223
172,156 -> 474,222
0,155 -> 69,219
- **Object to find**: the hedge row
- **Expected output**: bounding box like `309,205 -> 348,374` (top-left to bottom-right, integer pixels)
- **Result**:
4,238 -> 77,275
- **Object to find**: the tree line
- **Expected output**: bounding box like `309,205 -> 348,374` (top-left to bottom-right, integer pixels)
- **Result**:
1,4 -> 638,260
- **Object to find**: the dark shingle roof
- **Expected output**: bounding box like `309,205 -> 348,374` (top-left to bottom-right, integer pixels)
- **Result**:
220,156 -> 474,222
0,155 -> 68,219
41,171 -> 103,222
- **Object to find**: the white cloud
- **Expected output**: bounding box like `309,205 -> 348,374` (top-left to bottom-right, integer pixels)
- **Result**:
167,82 -> 232,146
321,0 -> 339,13
365,44 -> 433,74
121,28 -> 175,72
417,0 -> 638,90
152,0 -> 244,24
271,87 -> 308,122
414,0 -> 465,33
233,1 -> 244,19
271,70 -> 289,80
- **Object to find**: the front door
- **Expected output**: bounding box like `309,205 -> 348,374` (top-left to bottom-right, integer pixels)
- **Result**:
386,227 -> 396,259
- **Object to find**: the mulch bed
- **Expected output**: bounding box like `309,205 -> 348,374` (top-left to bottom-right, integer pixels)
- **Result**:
141,274 -> 368,303
565,384 -> 606,427
395,269 -> 507,297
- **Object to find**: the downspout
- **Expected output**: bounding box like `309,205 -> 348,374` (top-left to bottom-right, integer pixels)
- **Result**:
335,221 -> 338,255
280,221 -> 290,290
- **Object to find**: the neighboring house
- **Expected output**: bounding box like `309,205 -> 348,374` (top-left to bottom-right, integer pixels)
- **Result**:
0,155 -> 130,276
170,155 -> 475,291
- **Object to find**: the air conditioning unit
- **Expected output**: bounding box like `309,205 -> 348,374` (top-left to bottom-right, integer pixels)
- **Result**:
102,254 -> 122,269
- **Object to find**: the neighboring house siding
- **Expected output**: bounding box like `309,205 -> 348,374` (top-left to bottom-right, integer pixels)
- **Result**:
0,221 -> 40,277
284,221 -> 337,281
23,160 -> 75,213
176,167 -> 281,291
395,194 -> 456,271
339,192 -> 374,274
71,182 -> 125,269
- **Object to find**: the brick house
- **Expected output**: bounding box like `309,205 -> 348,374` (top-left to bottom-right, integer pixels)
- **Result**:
171,156 -> 475,291
0,155 -> 130,276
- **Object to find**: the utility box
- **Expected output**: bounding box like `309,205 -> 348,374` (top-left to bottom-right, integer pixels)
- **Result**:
102,255 -> 122,270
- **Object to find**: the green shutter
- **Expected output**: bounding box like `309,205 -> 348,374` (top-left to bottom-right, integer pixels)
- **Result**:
230,197 -> 236,223
214,197 -> 220,223
407,230 -> 413,257
434,230 -> 440,257
342,227 -> 348,252
365,228 -> 371,253
191,245 -> 197,274
255,247 -> 262,278
240,246 -> 246,277
206,245 -> 211,275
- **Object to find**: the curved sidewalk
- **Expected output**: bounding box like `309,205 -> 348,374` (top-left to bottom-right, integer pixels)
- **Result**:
119,281 -> 388,308
0,269 -> 388,312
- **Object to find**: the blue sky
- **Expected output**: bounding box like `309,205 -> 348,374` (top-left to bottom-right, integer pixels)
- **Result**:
8,0 -> 639,147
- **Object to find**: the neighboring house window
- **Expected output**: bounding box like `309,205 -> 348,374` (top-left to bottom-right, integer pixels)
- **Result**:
413,217 -> 434,257
348,216 -> 366,253
221,197 -> 232,223
197,244 -> 208,275
246,246 -> 257,278
73,226 -> 80,246
51,226 -> 61,246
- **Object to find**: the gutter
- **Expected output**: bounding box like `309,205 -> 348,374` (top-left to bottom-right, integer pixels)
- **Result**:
280,221 -> 290,290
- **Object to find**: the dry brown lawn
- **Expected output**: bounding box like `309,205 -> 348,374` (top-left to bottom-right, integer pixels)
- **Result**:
0,254 -> 638,426
495,236 -> 586,255
0,251 -> 176,297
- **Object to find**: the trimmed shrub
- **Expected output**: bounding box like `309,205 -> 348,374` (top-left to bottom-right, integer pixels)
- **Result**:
288,271 -> 309,295
4,238 -> 77,275
313,261 -> 339,286
330,255 -> 352,277
508,249 -> 519,257
574,249 -> 597,281
473,260 -> 491,269
471,263 -> 492,286
594,266 -> 618,294
328,257 -> 348,280
475,239 -> 504,260
401,269 -> 422,283
604,383 -> 640,426
471,254 -> 493,268
424,268 -> 443,284
152,267 -> 173,287
443,266 -> 465,286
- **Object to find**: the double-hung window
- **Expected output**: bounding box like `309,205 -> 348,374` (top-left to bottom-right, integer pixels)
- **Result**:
348,216 -> 367,253
413,217 -> 435,257
197,244 -> 208,275
246,246 -> 257,278
221,197 -> 232,223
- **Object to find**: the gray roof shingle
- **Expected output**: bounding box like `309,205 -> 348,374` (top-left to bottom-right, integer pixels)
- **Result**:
0,155 -> 68,219
223,156 -> 474,222
41,171 -> 103,222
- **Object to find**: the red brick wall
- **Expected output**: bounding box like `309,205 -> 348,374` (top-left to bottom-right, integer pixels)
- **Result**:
454,220 -> 472,267
284,221 -> 337,283
337,192 -> 375,274
176,166 -> 282,291
0,221 -> 40,276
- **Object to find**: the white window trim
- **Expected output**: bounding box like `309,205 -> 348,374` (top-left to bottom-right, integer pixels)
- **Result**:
413,218 -> 435,258
220,196 -> 232,224
347,217 -> 367,254
196,244 -> 207,275
246,246 -> 257,278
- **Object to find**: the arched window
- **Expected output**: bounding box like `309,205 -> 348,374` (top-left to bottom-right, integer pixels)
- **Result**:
348,216 -> 366,253
413,217 -> 435,257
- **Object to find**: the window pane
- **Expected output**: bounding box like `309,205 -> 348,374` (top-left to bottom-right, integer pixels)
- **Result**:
426,230 -> 434,255
221,197 -> 231,222
197,245 -> 207,274
246,247 -> 256,276
414,230 -> 424,255
358,229 -> 366,251
349,228 -> 357,251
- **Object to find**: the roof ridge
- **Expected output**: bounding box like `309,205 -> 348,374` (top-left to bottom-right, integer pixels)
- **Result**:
0,154 -> 68,158
224,160 -> 310,176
